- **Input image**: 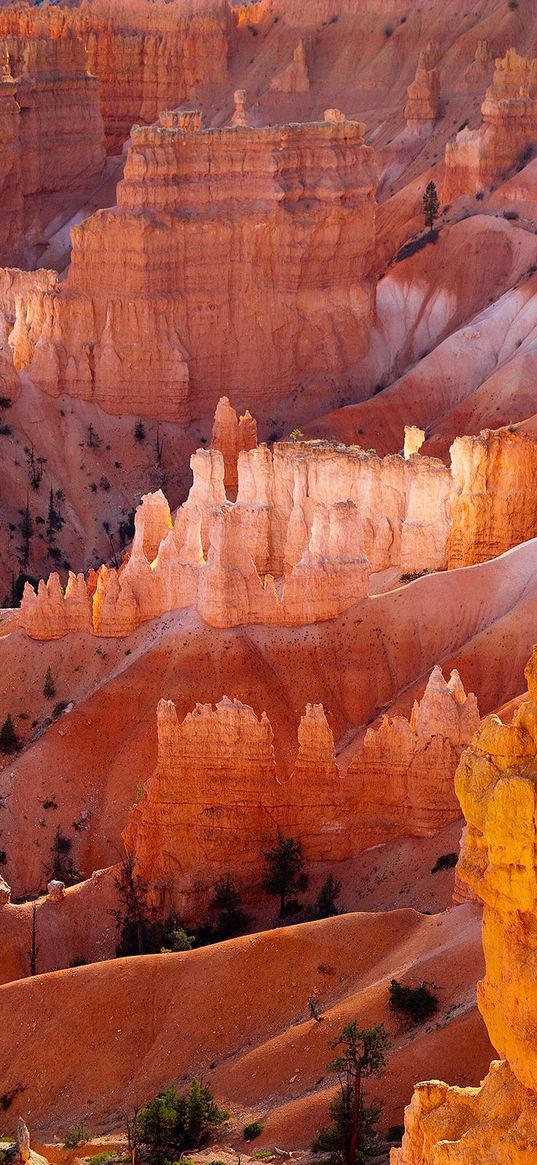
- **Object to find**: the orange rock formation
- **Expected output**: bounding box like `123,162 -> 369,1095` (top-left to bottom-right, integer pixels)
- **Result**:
443,49 -> 537,202
0,1 -> 232,152
9,111 -> 378,423
210,396 -> 257,492
404,51 -> 441,132
0,16 -> 105,263
393,647 -> 537,1162
270,40 -> 310,93
123,665 -> 478,920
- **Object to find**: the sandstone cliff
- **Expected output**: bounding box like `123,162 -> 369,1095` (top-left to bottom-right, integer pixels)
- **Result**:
123,665 -> 478,920
443,49 -> 537,202
347,666 -> 480,845
393,646 -> 537,1163
0,1 -> 232,152
9,111 -> 378,423
448,428 -> 537,568
0,14 -> 106,263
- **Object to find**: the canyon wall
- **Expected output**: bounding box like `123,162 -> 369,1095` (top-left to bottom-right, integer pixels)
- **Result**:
0,15 -> 106,263
443,49 -> 537,202
9,111 -> 378,423
123,666 -> 477,920
0,1 -> 232,152
392,647 -> 537,1164
18,423 -> 537,642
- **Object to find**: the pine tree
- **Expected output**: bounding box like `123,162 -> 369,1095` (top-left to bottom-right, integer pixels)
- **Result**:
43,666 -> 56,699
312,1022 -> 392,1165
423,180 -> 439,231
262,830 -> 309,916
0,713 -> 19,754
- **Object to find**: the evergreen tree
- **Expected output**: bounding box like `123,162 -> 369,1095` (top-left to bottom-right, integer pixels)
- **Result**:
0,713 -> 19,754
312,1022 -> 392,1165
43,666 -> 56,699
313,872 -> 342,919
423,180 -> 439,231
135,1080 -> 229,1161
262,830 -> 309,917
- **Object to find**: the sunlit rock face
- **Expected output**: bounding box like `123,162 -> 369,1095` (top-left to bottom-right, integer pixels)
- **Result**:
9,112 -> 378,424
123,666 -> 478,921
392,646 -> 537,1164
443,49 -> 537,202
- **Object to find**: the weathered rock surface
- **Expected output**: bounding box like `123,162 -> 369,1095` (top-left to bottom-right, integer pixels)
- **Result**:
123,665 -> 478,919
210,396 -> 257,493
0,11 -> 106,262
448,428 -> 537,567
9,112 -> 378,423
347,666 -> 480,844
271,40 -> 310,93
393,646 -> 537,1162
404,51 -> 441,131
443,49 -> 537,201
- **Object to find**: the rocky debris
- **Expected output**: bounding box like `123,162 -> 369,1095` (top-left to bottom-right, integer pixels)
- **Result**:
46,880 -> 65,904
0,876 -> 11,906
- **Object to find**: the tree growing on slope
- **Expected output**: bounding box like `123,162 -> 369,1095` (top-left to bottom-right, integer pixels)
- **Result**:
262,830 -> 309,917
423,180 -> 439,231
312,1021 -> 392,1165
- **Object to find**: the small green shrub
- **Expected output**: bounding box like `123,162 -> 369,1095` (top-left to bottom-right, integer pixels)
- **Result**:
388,978 -> 438,1024
431,852 -> 458,874
0,714 -> 20,754
243,1121 -> 264,1142
251,1153 -> 273,1160
43,666 -> 55,699
63,1123 -> 92,1148
134,420 -> 146,442
88,1153 -> 115,1165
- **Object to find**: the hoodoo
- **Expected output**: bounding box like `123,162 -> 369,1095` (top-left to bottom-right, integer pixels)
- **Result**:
9,110 -> 378,424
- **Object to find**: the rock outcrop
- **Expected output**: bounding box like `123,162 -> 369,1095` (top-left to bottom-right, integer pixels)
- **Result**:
210,396 -> 257,492
447,428 -> 537,568
124,667 -> 477,919
347,667 -> 480,845
443,49 -> 537,201
9,111 -> 378,423
0,15 -> 106,262
19,424 -> 537,641
404,50 -> 441,131
393,647 -> 537,1163
19,431 -> 455,638
0,1 -> 232,153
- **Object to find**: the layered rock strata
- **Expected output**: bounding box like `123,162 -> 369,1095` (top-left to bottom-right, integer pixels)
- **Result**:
393,647 -> 537,1163
123,667 -> 477,918
347,666 -> 479,844
404,51 -> 441,131
0,20 -> 106,262
19,434 -> 452,638
443,49 -> 537,201
18,424 -> 537,640
0,1 -> 232,152
210,396 -> 257,492
9,111 -> 378,423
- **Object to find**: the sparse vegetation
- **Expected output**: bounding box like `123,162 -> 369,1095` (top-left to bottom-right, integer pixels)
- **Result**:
63,1124 -> 92,1149
312,1021 -> 392,1165
311,873 -> 342,919
52,700 -> 69,719
134,419 -> 146,442
87,423 -> 101,449
43,666 -> 56,699
431,852 -> 458,873
422,181 -> 440,231
0,714 -> 20,754
243,1121 -> 264,1142
388,978 -> 438,1024
262,831 -> 309,917
50,828 -> 82,886
133,1080 -> 229,1160
210,874 -> 249,938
